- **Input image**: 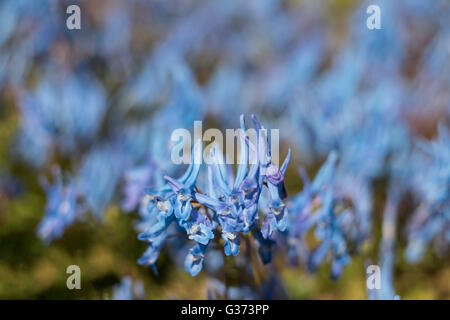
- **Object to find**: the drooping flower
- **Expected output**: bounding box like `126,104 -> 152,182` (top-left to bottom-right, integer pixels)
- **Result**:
185,243 -> 207,277
76,144 -> 123,219
287,151 -> 356,279
405,125 -> 450,263
37,167 -> 79,243
111,276 -> 146,300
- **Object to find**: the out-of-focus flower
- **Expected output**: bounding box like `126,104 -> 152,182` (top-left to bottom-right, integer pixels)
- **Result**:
405,125 -> 450,262
138,115 -> 291,276
37,167 -> 79,243
287,151 -> 357,279
112,276 -> 146,300
77,145 -> 124,219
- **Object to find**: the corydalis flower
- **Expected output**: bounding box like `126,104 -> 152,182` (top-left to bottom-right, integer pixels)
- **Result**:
180,209 -> 215,245
287,151 -> 355,279
37,167 -> 79,243
185,243 -> 207,276
122,158 -> 155,212
261,149 -> 291,239
405,125 -> 450,263
77,144 -> 124,219
369,182 -> 401,300
138,142 -> 205,271
112,276 -> 145,300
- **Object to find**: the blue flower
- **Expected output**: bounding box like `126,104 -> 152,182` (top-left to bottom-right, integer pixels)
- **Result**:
76,144 -> 123,219
122,159 -> 155,212
185,244 -> 207,276
261,149 -> 291,239
221,229 -> 240,256
112,276 -> 145,300
405,125 -> 450,263
163,141 -> 202,221
37,167 -> 79,243
287,151 -> 354,278
137,231 -> 167,274
179,210 -> 215,245
206,278 -> 259,300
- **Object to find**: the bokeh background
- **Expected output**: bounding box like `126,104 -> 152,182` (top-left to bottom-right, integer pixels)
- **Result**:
0,0 -> 449,299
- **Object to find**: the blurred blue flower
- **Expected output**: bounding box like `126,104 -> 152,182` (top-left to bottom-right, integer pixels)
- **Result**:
112,276 -> 145,300
405,125 -> 450,262
37,167 -> 79,243
77,145 -> 123,219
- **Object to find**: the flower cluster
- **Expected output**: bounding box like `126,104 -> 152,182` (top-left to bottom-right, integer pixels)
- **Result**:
286,151 -> 355,280
138,115 -> 292,276
111,276 -> 146,300
405,126 -> 450,263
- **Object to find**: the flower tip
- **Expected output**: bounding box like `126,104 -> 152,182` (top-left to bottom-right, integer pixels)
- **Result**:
329,150 -> 339,162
